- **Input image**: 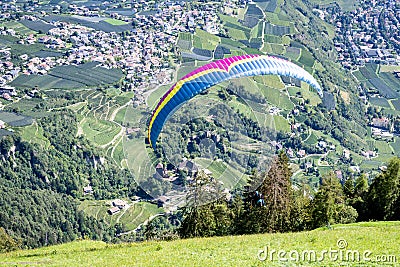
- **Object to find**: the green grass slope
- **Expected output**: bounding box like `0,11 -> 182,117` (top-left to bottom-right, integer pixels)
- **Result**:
1,221 -> 399,266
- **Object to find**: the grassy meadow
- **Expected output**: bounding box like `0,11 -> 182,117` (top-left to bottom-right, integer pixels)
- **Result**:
1,221 -> 399,266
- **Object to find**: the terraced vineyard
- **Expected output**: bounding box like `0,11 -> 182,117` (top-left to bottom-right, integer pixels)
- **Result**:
65,89 -> 134,167
78,200 -> 163,231
80,117 -> 121,146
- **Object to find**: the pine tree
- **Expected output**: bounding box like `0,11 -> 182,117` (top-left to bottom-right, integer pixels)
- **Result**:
367,157 -> 400,220
311,172 -> 342,227
343,177 -> 355,199
0,227 -> 20,253
311,172 -> 358,228
290,182 -> 313,231
355,173 -> 369,196
351,173 -> 369,221
242,151 -> 295,233
178,170 -> 227,238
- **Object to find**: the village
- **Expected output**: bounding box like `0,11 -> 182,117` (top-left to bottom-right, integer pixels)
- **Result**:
0,0 -> 234,102
327,0 -> 400,67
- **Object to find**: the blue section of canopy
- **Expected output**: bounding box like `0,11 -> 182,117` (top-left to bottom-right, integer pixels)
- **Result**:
149,55 -> 323,149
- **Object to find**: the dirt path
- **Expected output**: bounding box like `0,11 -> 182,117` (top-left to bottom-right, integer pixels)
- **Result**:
143,86 -> 161,106
109,100 -> 131,121
110,136 -> 123,164
143,67 -> 177,106
76,118 -> 85,136
259,4 -> 266,51
116,204 -> 131,223
99,124 -> 124,149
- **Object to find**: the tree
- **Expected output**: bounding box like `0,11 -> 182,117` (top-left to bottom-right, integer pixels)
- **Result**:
311,172 -> 357,228
0,227 -> 20,253
367,157 -> 400,220
241,151 -> 296,233
355,173 -> 369,196
394,119 -> 400,134
178,170 -> 228,238
343,177 -> 355,199
290,183 -> 313,231
179,203 -> 216,238
144,216 -> 178,241
349,173 -> 369,221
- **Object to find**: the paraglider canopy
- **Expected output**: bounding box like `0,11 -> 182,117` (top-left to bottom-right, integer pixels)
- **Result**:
148,54 -> 323,150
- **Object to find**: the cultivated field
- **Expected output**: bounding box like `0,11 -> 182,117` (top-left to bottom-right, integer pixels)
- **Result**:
11,63 -> 123,90
78,200 -> 163,231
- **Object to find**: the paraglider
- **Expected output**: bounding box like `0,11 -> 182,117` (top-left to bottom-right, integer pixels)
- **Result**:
148,54 -> 323,150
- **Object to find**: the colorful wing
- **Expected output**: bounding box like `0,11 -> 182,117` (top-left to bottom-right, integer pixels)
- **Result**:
148,54 -> 323,149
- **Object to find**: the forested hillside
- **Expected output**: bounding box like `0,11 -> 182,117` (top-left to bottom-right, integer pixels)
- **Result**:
0,111 -> 141,248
